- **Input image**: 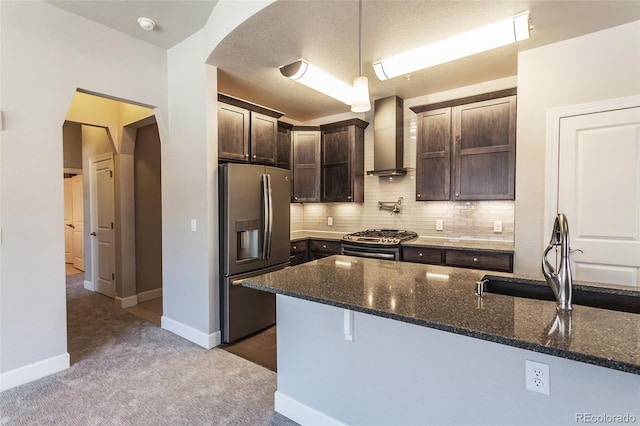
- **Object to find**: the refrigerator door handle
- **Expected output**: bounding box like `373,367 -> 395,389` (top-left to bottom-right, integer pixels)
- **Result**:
265,174 -> 274,259
261,174 -> 269,260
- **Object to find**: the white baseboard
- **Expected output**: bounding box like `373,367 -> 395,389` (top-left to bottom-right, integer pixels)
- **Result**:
84,280 -> 94,291
115,294 -> 138,309
0,353 -> 70,392
161,316 -> 221,349
138,288 -> 162,303
274,391 -> 345,426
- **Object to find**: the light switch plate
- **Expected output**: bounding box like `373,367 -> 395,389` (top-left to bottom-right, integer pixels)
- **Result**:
436,220 -> 443,231
493,221 -> 503,233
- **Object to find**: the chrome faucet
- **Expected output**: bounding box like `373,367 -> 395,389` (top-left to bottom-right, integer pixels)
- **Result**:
542,213 -> 573,311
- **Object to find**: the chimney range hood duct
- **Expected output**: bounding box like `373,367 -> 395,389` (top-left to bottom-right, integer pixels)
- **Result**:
367,96 -> 407,177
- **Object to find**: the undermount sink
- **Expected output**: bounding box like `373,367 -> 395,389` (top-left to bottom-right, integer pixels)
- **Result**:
481,276 -> 640,314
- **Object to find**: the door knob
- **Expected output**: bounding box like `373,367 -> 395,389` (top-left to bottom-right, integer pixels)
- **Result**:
90,232 -> 97,236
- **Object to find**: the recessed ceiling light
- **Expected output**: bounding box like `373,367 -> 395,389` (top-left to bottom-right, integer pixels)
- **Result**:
137,17 -> 156,31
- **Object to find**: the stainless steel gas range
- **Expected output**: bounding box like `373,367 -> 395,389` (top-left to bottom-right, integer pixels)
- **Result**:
341,229 -> 418,260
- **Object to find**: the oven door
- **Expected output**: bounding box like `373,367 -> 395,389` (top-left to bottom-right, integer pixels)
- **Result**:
341,242 -> 400,260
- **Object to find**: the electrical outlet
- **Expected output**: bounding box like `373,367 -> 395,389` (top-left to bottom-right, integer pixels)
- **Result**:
493,221 -> 503,233
436,220 -> 443,231
525,360 -> 549,395
327,217 -> 333,226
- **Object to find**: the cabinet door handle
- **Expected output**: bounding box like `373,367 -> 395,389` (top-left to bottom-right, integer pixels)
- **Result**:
348,195 -> 351,200
455,193 -> 460,197
417,194 -> 421,198
419,252 -> 423,257
293,246 -> 297,250
473,257 -> 478,262
253,154 -> 257,159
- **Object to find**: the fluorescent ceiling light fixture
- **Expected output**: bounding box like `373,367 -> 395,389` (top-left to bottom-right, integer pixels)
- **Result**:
374,11 -> 530,80
280,60 -> 353,105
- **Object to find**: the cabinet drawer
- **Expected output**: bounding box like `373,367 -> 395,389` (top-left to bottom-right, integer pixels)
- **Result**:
309,240 -> 342,255
402,246 -> 443,264
445,249 -> 513,272
290,253 -> 307,266
290,240 -> 307,255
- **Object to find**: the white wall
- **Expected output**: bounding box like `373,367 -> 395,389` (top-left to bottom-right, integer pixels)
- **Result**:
276,295 -> 640,425
514,21 -> 640,276
0,1 -> 167,390
161,30 -> 217,347
157,0 -> 275,348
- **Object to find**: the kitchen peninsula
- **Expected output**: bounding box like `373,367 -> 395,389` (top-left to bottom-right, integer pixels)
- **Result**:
243,256 -> 640,426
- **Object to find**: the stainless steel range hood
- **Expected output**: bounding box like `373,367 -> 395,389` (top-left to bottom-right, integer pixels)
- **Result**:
367,96 -> 407,177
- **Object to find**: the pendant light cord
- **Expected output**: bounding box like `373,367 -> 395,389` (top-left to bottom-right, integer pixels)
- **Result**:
358,0 -> 363,76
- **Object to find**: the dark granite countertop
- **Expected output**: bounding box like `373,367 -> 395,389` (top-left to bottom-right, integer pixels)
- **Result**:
243,255 -> 640,375
290,231 -> 514,252
402,237 -> 514,253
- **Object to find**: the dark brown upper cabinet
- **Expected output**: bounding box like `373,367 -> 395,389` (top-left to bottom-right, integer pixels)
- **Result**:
411,88 -> 517,201
217,94 -> 283,167
277,121 -> 293,170
415,107 -> 452,201
291,127 -> 321,203
320,119 -> 368,203
453,95 -> 516,200
218,102 -> 249,162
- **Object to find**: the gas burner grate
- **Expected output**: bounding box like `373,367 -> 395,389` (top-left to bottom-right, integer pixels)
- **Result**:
342,229 -> 418,246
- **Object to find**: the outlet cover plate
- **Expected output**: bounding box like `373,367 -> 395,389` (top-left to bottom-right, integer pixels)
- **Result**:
525,360 -> 549,395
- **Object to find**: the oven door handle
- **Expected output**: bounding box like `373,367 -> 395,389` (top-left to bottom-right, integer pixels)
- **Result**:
342,249 -> 397,260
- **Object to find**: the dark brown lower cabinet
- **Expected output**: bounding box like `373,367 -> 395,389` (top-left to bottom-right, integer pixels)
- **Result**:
290,240 -> 308,266
402,245 -> 513,273
401,246 -> 443,264
292,238 -> 513,273
308,239 -> 341,260
445,249 -> 513,272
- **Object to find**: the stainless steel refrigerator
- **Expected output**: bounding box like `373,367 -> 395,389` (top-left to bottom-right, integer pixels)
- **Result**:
219,163 -> 290,343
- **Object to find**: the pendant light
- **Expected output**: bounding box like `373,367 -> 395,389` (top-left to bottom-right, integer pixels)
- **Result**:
351,0 -> 371,113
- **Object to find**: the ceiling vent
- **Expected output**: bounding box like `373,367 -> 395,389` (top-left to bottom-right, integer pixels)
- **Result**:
367,96 -> 407,177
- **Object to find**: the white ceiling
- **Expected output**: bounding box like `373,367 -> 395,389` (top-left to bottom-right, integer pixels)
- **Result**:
44,0 -> 217,49
45,0 -> 640,122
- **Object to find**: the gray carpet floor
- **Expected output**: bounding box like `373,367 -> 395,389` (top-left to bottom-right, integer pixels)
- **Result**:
0,273 -> 297,426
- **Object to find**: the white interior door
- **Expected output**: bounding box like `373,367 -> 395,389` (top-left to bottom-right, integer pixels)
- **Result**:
72,174 -> 85,271
63,177 -> 73,264
557,106 -> 640,287
91,156 -> 115,298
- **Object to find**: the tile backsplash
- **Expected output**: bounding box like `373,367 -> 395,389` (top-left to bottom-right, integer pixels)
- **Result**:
290,93 -> 515,244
